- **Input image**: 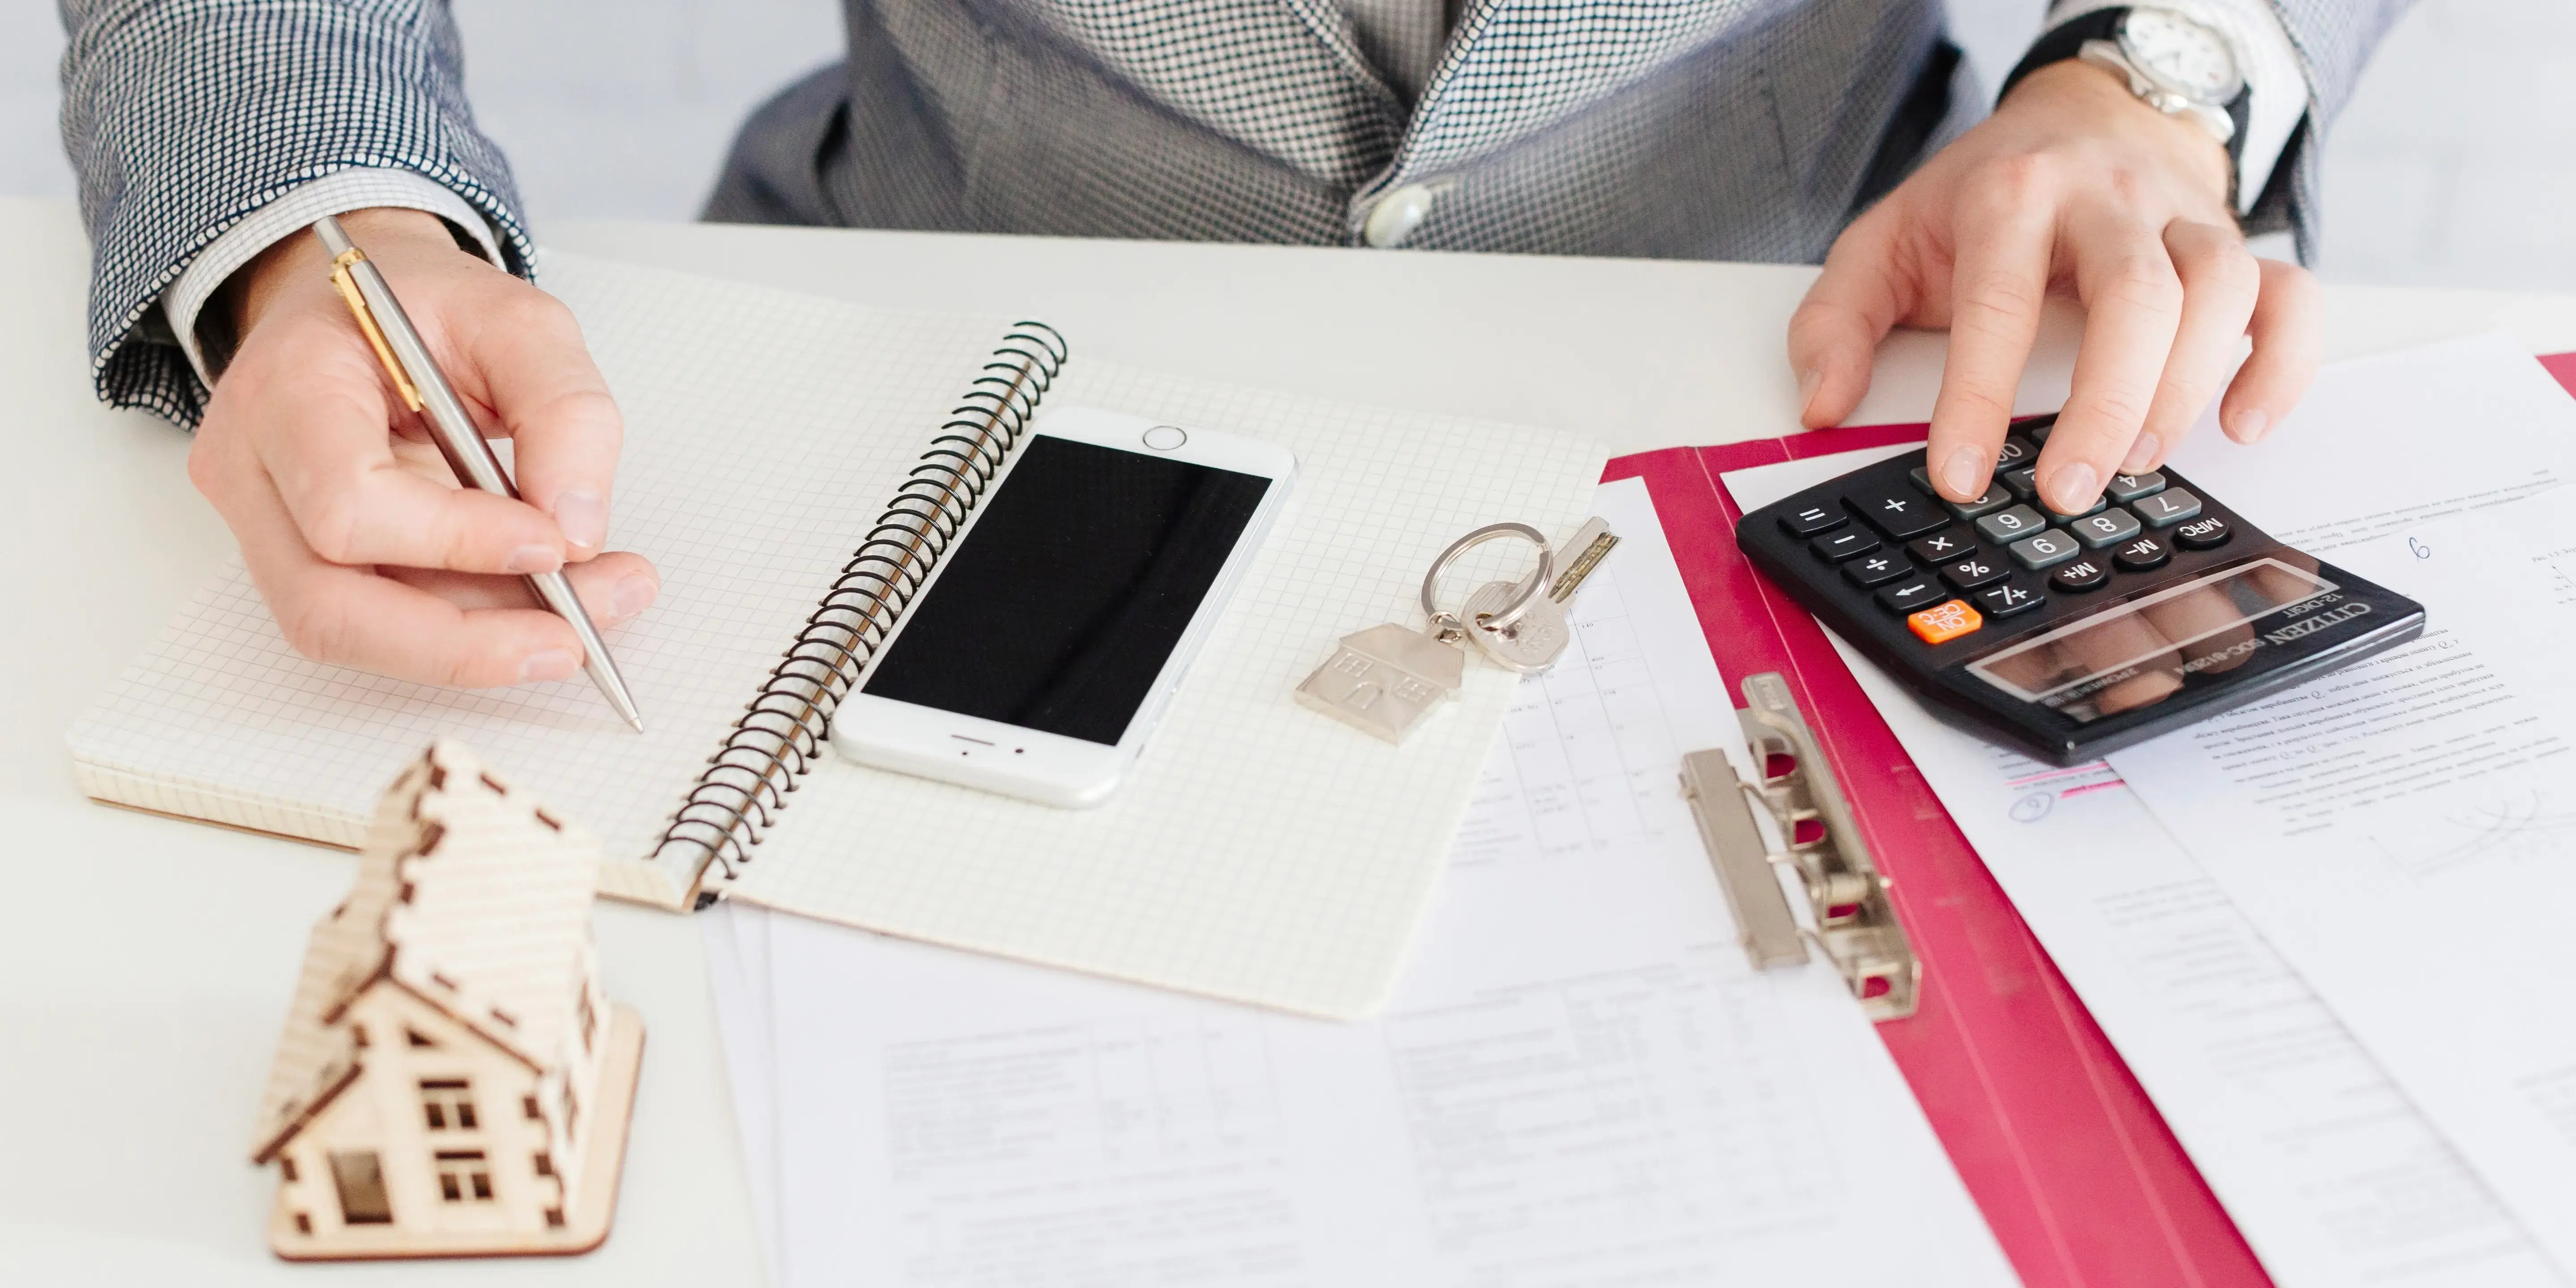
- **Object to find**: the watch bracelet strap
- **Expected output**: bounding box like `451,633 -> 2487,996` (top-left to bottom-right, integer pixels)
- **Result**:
1999,5 -> 2251,181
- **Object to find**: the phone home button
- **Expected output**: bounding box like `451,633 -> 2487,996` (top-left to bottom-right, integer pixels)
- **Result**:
1141,425 -> 1189,451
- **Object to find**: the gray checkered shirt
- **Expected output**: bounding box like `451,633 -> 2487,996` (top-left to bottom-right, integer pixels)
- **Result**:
61,0 -> 2405,424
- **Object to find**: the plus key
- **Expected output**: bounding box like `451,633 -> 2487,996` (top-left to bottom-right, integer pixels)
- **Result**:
1844,488 -> 1952,540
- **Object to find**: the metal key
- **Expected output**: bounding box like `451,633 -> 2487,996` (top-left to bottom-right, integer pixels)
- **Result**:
1544,517 -> 1619,604
1462,584 -> 1569,672
1462,518 -> 1619,673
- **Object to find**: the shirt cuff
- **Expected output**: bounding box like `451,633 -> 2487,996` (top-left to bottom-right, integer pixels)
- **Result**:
2040,1 -> 2310,217
161,169 -> 506,388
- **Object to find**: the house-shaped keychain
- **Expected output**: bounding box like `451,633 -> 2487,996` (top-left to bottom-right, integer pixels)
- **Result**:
248,741 -> 644,1260
1294,622 -> 1464,742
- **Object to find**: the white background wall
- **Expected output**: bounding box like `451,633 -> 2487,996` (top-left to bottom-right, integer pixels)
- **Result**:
9,1 -> 2567,292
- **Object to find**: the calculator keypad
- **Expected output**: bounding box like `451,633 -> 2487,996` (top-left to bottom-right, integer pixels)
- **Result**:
2105,471 -> 2166,503
2114,534 -> 2171,571
2044,492 -> 2109,519
1811,530 -> 1881,562
1947,483 -> 2014,518
1974,583 -> 2044,618
2051,558 -> 2109,592
1975,505 -> 2049,544
2175,516 -> 2232,550
1779,503 -> 1847,538
2066,508 -> 2142,549
2007,529 -> 2081,571
1752,449 -> 2262,674
2132,488 -> 2203,527
1907,600 -> 1983,644
1877,578 -> 1947,614
1843,551 -> 1912,588
1909,530 -> 1972,563
1848,489 -> 1950,539
1939,554 -> 2008,593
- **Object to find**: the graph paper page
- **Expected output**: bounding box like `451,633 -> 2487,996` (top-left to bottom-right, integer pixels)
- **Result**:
67,253 -> 1009,893
731,364 -> 1605,1018
746,478 -> 2012,1286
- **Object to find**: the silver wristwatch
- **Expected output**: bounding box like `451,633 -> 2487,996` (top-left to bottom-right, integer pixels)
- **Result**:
2076,7 -> 2245,146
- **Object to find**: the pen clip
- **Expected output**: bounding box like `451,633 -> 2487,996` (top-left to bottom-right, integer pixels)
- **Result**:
328,247 -> 424,413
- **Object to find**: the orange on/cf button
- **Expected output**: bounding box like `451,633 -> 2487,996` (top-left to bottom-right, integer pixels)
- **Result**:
1907,599 -> 1983,644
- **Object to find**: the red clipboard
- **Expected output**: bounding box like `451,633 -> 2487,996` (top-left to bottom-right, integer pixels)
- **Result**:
1604,352 -> 2576,1288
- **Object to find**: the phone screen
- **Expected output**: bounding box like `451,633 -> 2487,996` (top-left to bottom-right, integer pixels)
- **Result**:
858,434 -> 1275,745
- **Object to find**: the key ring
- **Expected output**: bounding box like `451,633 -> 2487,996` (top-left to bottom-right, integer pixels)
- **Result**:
1420,522 -> 1553,638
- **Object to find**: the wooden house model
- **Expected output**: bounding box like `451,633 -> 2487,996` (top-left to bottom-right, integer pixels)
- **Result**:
249,741 -> 644,1260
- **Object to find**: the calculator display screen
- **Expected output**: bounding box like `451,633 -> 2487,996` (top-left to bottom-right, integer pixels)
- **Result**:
858,435 -> 1274,745
1968,559 -> 2340,723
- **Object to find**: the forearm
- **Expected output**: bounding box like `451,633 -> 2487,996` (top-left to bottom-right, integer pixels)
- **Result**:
59,0 -> 533,424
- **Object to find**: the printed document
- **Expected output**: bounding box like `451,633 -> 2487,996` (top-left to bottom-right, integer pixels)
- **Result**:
2112,498 -> 2576,1280
1717,334 -> 2576,1288
716,477 -> 2012,1287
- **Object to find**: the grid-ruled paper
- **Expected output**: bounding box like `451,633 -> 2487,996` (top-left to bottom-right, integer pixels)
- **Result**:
70,250 -> 1608,1010
67,253 -> 1011,901
733,364 -> 1607,1018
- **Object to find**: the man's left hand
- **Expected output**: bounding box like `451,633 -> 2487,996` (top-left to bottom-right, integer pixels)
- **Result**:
1790,59 -> 2321,514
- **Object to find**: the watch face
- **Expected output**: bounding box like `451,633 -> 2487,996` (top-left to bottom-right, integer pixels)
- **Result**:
2121,8 -> 2242,104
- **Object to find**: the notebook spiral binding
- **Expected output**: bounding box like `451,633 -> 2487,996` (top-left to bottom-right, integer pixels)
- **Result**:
649,322 -> 1068,907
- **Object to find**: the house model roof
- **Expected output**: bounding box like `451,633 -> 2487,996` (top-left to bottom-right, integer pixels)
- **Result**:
1339,622 -> 1464,688
251,741 -> 602,1162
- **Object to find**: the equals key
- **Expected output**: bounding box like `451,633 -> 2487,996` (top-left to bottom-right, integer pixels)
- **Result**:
1779,502 -> 1847,538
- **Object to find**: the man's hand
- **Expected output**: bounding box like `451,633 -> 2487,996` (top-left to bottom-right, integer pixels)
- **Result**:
1791,60 -> 2322,514
191,207 -> 658,686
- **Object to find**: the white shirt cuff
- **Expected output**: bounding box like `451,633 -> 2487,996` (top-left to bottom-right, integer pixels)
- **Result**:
161,169 -> 506,387
2041,1 -> 2310,216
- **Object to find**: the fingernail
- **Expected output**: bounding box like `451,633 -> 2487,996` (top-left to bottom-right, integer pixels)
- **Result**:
554,491 -> 607,551
610,573 -> 657,622
2048,462 -> 2101,514
517,648 -> 578,684
2230,409 -> 2270,443
1940,445 -> 1984,500
1796,367 -> 1823,417
2120,432 -> 2160,474
503,543 -> 562,575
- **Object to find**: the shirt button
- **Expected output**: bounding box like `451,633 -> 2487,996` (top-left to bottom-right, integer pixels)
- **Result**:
1363,184 -> 1436,247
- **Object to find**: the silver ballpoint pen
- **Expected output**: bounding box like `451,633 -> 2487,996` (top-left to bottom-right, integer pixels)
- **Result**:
312,214 -> 646,733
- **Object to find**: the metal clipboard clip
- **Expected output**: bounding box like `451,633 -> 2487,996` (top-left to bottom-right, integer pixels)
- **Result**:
1680,672 -> 1920,1021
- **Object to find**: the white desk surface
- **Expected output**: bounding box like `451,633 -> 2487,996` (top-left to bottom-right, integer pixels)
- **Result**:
5,192 -> 2572,1285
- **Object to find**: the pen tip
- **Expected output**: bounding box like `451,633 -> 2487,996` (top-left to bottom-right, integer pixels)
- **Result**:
627,715 -> 648,735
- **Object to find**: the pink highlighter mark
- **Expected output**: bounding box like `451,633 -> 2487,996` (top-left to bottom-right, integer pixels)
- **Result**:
2005,761 -> 2116,788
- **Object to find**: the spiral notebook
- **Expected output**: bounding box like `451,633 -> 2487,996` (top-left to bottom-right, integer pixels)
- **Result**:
67,252 -> 1604,1017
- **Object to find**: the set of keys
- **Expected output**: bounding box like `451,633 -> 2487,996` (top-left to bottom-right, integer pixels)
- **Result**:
1294,518 -> 1619,743
1457,517 -> 1619,672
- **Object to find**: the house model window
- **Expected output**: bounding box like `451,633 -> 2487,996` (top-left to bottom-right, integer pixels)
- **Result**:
434,1151 -> 495,1203
246,741 -> 644,1261
419,1080 -> 477,1131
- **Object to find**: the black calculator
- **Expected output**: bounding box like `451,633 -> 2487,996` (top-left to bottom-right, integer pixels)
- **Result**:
1735,415 -> 2426,765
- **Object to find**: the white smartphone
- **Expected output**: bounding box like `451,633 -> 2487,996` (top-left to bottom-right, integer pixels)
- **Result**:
828,407 -> 1295,807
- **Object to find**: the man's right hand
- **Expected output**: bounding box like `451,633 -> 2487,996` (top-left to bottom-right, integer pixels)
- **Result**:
191,207 -> 659,687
